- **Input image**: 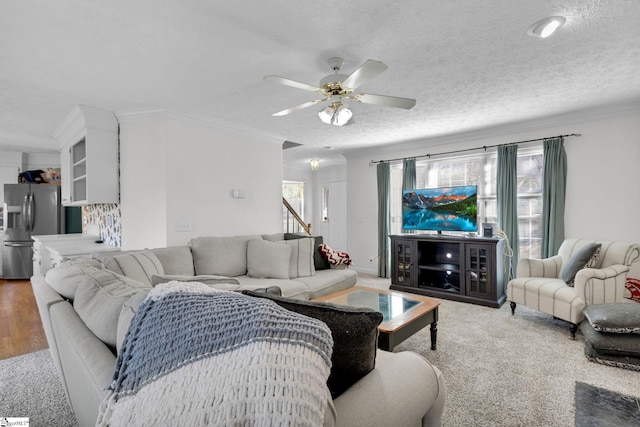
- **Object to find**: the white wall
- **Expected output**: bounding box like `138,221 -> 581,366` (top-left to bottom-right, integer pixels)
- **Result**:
120,111 -> 283,250
27,152 -> 60,170
345,106 -> 640,275
119,113 -> 168,249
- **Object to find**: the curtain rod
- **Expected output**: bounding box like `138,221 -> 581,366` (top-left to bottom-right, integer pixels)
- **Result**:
368,133 -> 581,166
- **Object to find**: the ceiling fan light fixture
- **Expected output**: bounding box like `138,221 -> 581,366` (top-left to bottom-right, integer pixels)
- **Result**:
333,104 -> 353,126
318,102 -> 352,126
318,105 -> 335,125
527,16 -> 566,38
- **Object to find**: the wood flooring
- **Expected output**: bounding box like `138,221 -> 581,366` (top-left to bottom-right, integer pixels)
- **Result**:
0,279 -> 48,360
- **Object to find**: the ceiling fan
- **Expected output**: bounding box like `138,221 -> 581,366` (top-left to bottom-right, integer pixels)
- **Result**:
264,57 -> 416,126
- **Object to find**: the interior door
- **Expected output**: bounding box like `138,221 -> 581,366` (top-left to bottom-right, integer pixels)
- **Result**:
327,180 -> 347,251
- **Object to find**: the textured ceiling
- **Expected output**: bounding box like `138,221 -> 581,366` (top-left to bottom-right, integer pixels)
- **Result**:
1,1 -> 639,167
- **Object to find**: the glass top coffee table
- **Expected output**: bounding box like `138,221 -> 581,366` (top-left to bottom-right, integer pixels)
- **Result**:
313,286 -> 440,351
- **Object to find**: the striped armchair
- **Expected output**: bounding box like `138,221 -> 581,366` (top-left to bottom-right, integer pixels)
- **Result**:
507,239 -> 640,338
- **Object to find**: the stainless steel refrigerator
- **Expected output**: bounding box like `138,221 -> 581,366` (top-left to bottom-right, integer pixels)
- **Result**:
2,183 -> 62,279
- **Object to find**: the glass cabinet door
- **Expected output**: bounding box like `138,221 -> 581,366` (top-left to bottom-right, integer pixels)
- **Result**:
466,244 -> 491,297
394,240 -> 414,286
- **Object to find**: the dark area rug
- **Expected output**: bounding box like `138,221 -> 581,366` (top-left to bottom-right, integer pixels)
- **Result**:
575,382 -> 640,427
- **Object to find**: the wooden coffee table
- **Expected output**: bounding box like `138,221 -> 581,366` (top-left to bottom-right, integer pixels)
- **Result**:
313,286 -> 440,351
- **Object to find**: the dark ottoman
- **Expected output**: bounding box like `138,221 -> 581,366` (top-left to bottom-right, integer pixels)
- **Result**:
580,303 -> 640,371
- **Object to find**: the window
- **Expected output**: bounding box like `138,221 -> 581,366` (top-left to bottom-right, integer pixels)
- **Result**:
282,181 -> 304,232
390,146 -> 544,259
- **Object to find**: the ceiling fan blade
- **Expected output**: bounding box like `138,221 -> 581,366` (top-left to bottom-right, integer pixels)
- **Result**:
263,75 -> 321,92
341,60 -> 388,90
272,99 -> 326,116
353,93 -> 416,109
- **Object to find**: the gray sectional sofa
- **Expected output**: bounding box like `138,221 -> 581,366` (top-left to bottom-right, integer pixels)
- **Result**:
31,233 -> 446,426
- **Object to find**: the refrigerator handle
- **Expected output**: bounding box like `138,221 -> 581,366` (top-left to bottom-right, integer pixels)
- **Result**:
29,192 -> 36,231
22,193 -> 30,232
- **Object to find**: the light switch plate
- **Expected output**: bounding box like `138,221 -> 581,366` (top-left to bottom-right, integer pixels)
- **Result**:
176,218 -> 192,232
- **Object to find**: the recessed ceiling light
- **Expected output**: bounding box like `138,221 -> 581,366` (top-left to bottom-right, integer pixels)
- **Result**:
527,16 -> 566,38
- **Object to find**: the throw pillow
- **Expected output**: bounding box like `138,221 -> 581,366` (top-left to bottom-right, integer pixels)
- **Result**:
101,250 -> 165,286
279,238 -> 315,278
189,235 -> 262,277
285,233 -> 330,271
246,239 -> 291,280
319,243 -> 352,266
44,258 -> 103,300
74,269 -> 151,351
584,303 -> 640,334
149,246 -> 195,276
150,274 -> 241,287
242,290 -> 383,399
560,242 -> 601,286
580,321 -> 640,358
624,278 -> 640,303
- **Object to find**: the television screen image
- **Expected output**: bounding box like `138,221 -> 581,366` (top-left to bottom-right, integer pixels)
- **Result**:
402,185 -> 478,232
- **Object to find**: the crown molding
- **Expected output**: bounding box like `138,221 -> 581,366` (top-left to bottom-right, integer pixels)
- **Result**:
53,104 -> 119,149
116,107 -> 286,145
343,100 -> 640,159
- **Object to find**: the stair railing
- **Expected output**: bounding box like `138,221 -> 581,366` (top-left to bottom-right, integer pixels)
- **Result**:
282,197 -> 312,235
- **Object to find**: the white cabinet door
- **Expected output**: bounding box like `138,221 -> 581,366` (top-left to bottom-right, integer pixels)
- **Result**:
57,106 -> 119,206
60,145 -> 72,205
0,166 -> 19,203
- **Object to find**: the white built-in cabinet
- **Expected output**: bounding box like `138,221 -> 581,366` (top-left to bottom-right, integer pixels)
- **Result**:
55,105 -> 119,206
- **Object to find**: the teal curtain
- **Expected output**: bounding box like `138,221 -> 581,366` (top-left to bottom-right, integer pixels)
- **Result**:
402,158 -> 416,190
402,158 -> 416,234
377,162 -> 391,277
497,144 -> 519,281
541,137 -> 567,258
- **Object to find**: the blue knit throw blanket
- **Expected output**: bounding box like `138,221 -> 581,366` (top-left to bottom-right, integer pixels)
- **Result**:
97,282 -> 333,426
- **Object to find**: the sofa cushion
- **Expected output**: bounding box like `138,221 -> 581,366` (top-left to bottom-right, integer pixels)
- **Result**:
101,250 -> 164,286
584,303 -> 640,334
150,274 -> 240,287
560,243 -> 601,286
242,291 -> 383,399
261,232 -> 285,242
45,258 -> 103,300
280,238 -> 315,278
190,235 -> 261,277
295,268 -> 358,300
233,276 -> 310,300
73,269 -> 151,351
246,239 -> 291,279
150,246 -> 195,276
285,233 -> 330,271
116,291 -> 148,354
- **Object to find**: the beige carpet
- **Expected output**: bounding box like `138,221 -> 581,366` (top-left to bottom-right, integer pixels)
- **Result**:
356,273 -> 640,426
3,275 -> 638,426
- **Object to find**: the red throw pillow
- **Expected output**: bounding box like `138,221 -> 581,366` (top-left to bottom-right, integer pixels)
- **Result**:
319,243 -> 352,266
625,278 -> 640,303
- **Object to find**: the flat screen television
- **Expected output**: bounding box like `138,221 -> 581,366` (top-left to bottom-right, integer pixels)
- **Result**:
402,185 -> 478,233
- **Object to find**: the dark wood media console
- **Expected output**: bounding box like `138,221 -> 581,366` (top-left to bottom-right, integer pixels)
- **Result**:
390,234 -> 506,308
